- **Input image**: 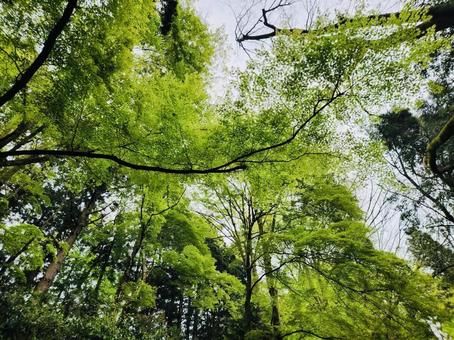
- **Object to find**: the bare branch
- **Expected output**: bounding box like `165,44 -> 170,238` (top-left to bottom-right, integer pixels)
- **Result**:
237,3 -> 454,43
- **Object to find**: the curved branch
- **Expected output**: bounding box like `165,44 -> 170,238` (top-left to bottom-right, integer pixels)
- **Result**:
0,0 -> 77,108
212,90 -> 344,171
424,113 -> 454,188
237,1 -> 302,43
0,89 -> 342,174
282,328 -> 342,339
0,149 -> 246,174
250,257 -> 298,291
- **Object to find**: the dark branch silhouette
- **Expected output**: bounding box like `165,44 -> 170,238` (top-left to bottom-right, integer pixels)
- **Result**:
282,328 -> 342,339
237,3 -> 454,43
0,122 -> 28,148
202,87 -> 344,172
389,155 -> 454,223
0,149 -> 246,174
0,0 -> 77,108
0,86 -> 343,174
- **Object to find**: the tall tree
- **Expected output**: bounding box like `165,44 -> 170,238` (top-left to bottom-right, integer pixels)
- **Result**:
196,172 -> 450,338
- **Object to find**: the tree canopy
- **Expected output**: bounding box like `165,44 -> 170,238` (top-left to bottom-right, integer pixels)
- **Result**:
0,0 -> 453,339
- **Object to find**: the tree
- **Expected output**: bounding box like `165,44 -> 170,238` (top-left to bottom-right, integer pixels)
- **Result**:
236,0 -> 454,190
196,172 -> 450,338
376,45 -> 454,269
0,0 -> 246,174
0,0 -> 453,338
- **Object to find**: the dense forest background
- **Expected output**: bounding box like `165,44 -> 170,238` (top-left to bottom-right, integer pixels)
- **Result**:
0,0 -> 453,339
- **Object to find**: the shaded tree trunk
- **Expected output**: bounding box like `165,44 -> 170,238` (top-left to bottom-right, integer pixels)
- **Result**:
160,0 -> 178,35
177,295 -> 184,333
192,310 -> 198,339
116,198 -> 150,300
94,237 -> 116,298
185,298 -> 193,340
258,217 -> 281,340
424,112 -> 454,189
244,221 -> 254,334
34,184 -> 105,294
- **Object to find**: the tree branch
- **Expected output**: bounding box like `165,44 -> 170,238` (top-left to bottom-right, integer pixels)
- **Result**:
237,4 -> 454,43
0,0 -> 77,108
0,149 -> 246,174
281,328 -> 342,339
0,237 -> 36,276
390,154 -> 454,223
250,257 -> 297,291
0,121 -> 28,149
212,90 -> 344,171
0,88 -> 343,174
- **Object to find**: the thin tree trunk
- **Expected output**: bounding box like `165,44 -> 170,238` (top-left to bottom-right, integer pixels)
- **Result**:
244,222 -> 254,334
94,238 -> 115,298
34,184 -> 105,294
185,298 -> 193,340
177,295 -> 184,334
116,196 -> 149,299
258,217 -> 281,339
192,310 -> 198,339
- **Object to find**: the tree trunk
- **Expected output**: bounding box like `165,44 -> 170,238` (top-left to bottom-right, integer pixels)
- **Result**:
94,237 -> 115,298
258,217 -> 281,339
424,112 -> 454,189
177,295 -> 184,334
115,217 -> 148,300
34,184 -> 105,294
185,298 -> 193,340
192,310 -> 198,339
243,222 -> 254,334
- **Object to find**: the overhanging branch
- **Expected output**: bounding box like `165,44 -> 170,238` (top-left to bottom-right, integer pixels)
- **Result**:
281,328 -> 342,339
237,4 -> 454,43
0,87 -> 343,174
0,149 -> 246,174
0,0 -> 77,108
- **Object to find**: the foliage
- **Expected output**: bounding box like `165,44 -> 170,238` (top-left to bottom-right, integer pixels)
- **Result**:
0,0 -> 452,339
